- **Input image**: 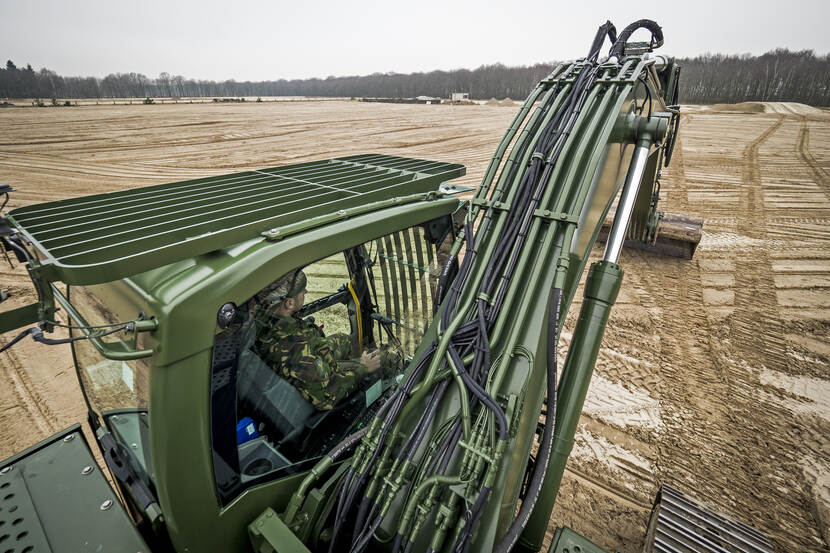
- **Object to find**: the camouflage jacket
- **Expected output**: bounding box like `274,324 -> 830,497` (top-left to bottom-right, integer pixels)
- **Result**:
253,311 -> 366,410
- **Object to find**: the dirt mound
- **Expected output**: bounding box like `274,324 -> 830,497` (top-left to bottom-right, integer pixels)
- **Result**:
705,101 -> 827,117
764,102 -> 827,116
707,102 -> 768,114
486,97 -> 500,105
499,98 -> 515,106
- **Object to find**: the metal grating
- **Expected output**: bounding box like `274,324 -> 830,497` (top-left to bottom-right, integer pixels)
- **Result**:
645,484 -> 774,553
8,154 -> 464,285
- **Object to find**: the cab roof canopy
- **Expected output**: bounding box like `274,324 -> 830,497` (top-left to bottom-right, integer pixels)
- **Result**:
7,154 -> 465,285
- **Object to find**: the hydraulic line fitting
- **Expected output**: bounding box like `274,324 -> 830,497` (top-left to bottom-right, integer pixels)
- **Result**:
611,111 -> 669,145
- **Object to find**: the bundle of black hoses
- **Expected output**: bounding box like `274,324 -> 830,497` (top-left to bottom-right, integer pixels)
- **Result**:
608,19 -> 663,60
0,324 -> 132,354
326,21 -> 619,553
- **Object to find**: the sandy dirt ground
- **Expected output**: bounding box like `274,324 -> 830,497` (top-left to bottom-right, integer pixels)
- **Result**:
0,99 -> 828,552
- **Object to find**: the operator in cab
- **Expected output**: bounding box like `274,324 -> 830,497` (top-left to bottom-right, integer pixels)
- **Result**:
253,269 -> 396,410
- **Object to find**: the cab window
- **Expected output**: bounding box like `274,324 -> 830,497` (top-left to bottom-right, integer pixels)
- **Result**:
69,285 -> 151,415
68,285 -> 156,506
209,216 -> 457,505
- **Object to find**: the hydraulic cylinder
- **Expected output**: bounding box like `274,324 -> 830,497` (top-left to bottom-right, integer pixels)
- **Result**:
603,142 -> 651,263
516,260 -> 623,552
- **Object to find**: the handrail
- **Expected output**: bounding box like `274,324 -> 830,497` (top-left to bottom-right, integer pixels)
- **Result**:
51,283 -> 157,360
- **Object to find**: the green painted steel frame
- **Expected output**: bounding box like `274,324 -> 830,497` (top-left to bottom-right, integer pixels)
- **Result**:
292,53 -> 678,553
547,526 -> 610,553
0,155 -> 463,341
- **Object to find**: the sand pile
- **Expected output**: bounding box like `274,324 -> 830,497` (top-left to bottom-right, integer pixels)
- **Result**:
707,102 -> 768,113
706,101 -> 826,116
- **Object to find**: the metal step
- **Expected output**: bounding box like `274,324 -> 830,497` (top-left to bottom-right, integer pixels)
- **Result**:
0,425 -> 149,553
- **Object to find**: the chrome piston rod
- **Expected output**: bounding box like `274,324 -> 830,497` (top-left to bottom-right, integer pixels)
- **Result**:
602,143 -> 651,263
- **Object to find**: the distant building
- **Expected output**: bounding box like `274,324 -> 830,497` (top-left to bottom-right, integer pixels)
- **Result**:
451,92 -> 470,102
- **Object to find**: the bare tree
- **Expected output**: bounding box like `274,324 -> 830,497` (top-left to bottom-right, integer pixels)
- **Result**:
1,50 -> 828,105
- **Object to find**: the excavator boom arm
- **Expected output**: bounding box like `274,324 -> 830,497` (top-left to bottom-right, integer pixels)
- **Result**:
284,19 -> 682,553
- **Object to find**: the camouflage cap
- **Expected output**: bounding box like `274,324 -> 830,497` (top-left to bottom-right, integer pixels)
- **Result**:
262,270 -> 307,306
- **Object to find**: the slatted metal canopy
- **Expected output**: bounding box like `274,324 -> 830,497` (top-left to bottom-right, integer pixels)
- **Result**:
8,154 -> 465,284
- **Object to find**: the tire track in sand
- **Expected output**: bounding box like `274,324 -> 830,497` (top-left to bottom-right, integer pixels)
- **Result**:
733,116 -> 789,371
635,115 -> 827,552
0,337 -> 59,436
798,117 -> 830,197
717,116 -> 826,551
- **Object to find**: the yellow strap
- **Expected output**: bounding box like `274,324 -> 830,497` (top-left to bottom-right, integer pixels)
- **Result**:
348,279 -> 363,348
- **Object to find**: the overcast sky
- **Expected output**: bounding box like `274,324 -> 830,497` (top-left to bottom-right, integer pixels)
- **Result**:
2,0 -> 828,81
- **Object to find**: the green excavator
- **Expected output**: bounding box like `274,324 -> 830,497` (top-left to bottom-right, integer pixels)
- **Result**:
0,19 -> 769,553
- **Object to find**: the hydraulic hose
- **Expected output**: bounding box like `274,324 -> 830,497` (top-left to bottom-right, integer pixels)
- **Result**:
371,54 -> 586,553
0,326 -> 35,353
0,324 -> 130,354
344,223 -> 488,551
330,342 -> 443,550
448,344 -> 507,440
433,254 -> 459,312
329,426 -> 370,461
588,21 -> 617,58
609,19 -> 664,59
494,288 -> 561,553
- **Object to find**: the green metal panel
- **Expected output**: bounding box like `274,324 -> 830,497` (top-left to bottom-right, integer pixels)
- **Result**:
0,424 -> 149,553
248,508 -> 310,553
547,527 -> 610,553
106,410 -> 154,485
0,301 -> 40,334
7,154 -> 464,285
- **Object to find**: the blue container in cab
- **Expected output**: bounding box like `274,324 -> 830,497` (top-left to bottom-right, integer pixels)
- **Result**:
236,417 -> 259,444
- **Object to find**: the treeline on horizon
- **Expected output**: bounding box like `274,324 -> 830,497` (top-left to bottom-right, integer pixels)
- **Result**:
1,49 -> 829,106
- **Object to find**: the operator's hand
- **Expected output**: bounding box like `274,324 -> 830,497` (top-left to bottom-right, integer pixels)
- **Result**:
361,349 -> 381,373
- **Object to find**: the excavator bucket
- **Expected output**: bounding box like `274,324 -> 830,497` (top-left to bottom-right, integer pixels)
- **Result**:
598,211 -> 703,260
